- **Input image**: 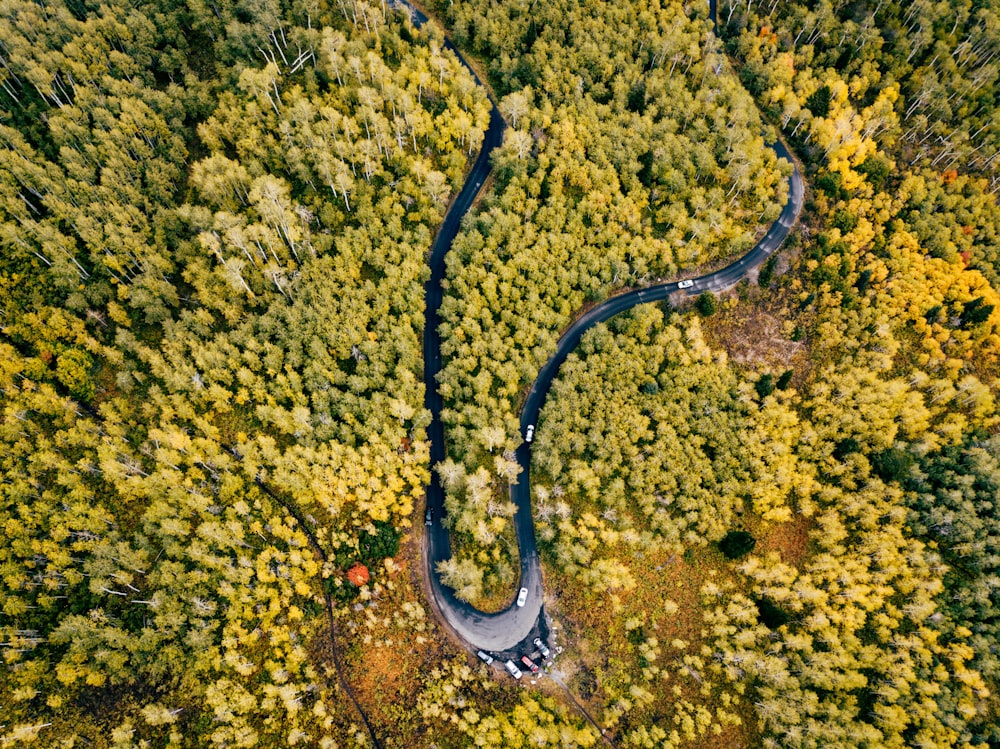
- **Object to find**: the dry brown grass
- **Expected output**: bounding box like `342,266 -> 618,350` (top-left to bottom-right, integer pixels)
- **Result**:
542,508 -> 816,748
750,511 -> 815,570
543,545 -> 727,741
335,526 -> 533,747
701,291 -> 813,389
335,530 -> 458,746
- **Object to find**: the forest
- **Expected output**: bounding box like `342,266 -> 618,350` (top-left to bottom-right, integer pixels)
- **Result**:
431,0 -> 787,604
1,0 -> 999,746
0,0 -> 493,743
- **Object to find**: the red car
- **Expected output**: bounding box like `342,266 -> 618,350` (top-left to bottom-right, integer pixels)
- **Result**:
520,655 -> 539,675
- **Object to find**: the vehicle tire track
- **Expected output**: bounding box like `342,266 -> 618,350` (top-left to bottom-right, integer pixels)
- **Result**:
255,478 -> 384,749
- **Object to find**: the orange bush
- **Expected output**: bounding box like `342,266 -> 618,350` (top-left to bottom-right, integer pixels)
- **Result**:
347,563 -> 370,586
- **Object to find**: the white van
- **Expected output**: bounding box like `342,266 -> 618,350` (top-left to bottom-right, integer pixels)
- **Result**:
504,659 -> 523,679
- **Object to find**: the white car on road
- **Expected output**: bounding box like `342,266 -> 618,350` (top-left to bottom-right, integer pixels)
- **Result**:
525,425 -> 534,442
504,660 -> 523,679
678,279 -> 694,289
516,587 -> 528,607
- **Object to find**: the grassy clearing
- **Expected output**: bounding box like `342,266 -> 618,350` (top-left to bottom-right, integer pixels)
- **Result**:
337,534 -> 451,745
745,509 -> 814,570
542,509 -> 814,748
699,289 -> 812,389
336,527 -> 531,747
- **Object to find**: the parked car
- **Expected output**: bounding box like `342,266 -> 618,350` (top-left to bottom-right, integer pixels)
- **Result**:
516,587 -> 528,607
520,655 -> 540,674
504,659 -> 522,679
525,424 -> 534,443
476,650 -> 494,665
678,279 -> 694,289
533,638 -> 551,659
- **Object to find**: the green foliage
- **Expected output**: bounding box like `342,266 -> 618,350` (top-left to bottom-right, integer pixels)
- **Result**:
872,446 -> 915,483
961,296 -> 995,328
830,209 -> 858,233
694,291 -> 718,316
531,306 -> 800,594
805,85 -> 831,118
908,437 -> 1000,695
0,0 -> 487,744
833,437 -> 861,461
855,268 -> 873,293
754,373 -> 774,399
815,171 -> 846,200
718,530 -> 756,559
359,521 -> 401,567
857,154 -> 891,191
752,596 -> 790,628
758,254 -> 778,287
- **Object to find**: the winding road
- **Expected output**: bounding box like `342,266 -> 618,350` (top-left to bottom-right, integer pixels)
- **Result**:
413,2 -> 805,655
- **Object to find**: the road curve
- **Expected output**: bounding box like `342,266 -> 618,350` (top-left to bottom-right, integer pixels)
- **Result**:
401,2 -> 536,652
412,2 -> 805,652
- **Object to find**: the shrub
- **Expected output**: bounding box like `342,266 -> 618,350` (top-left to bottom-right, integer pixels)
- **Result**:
719,530 -> 756,559
755,374 -> 775,399
695,291 -> 718,316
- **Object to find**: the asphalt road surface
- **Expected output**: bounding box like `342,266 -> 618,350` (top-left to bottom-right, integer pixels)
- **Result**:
411,0 -> 805,653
